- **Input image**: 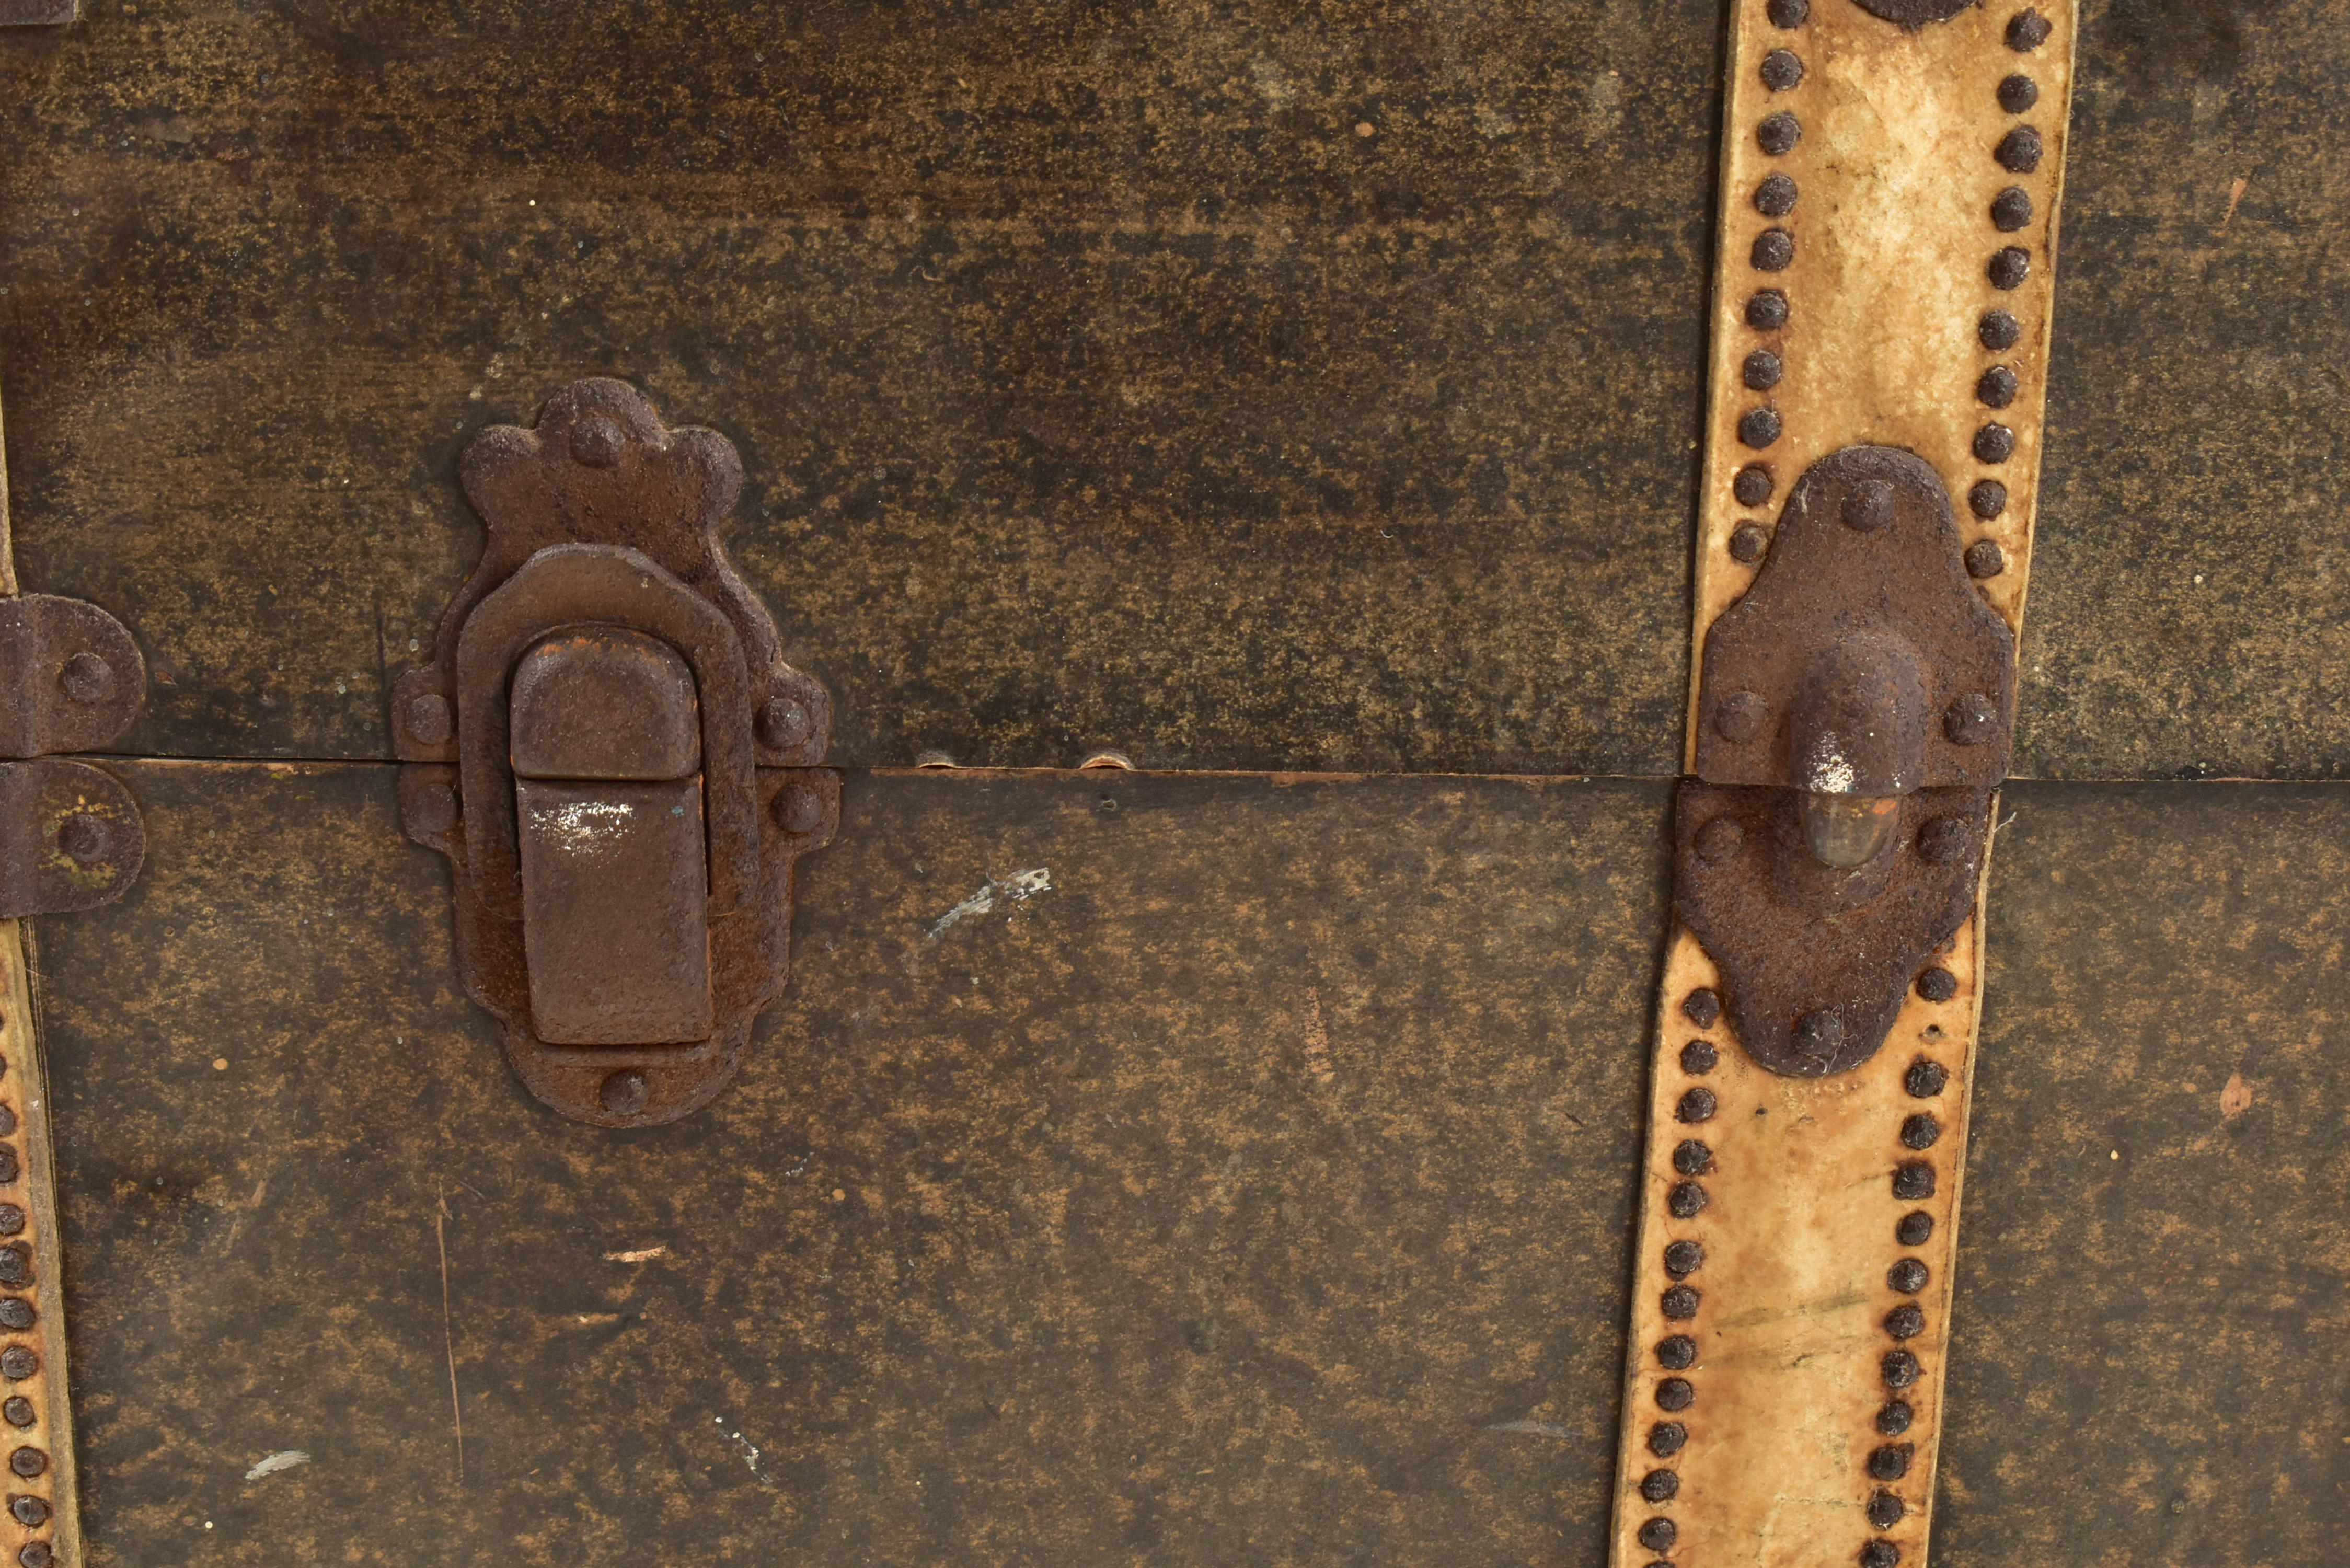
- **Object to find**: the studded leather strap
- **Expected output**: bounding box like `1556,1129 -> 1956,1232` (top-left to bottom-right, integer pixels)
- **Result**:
0,924 -> 79,1568
1611,2 -> 2074,1565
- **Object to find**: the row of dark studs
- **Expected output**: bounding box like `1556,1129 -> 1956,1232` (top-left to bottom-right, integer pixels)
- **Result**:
0,1081 -> 51,1568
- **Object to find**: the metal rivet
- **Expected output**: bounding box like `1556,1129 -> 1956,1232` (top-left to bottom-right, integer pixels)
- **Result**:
1695,818 -> 1746,865
1888,1258 -> 1929,1294
1641,1468 -> 1681,1502
1876,1399 -> 1915,1435
1757,111 -> 1802,155
7,1448 -> 42,1479
1974,423 -> 2016,463
1656,1370 -> 1697,1404
1752,228 -> 1795,271
569,414 -> 627,468
1760,48 -> 1805,90
1636,1517 -> 1677,1553
1897,1210 -> 1935,1247
1907,1060 -> 1950,1096
1679,1040 -> 1720,1075
55,814 -> 108,866
1892,1161 -> 1937,1201
0,1150 -> 20,1185
1882,1350 -> 1921,1388
1660,1289 -> 1701,1325
0,1302 -> 28,1333
1676,1088 -> 1718,1124
1729,524 -> 1769,563
1842,480 -> 1895,532
0,1253 -> 26,1289
0,1209 -> 21,1240
0,1399 -> 29,1430
1672,1139 -> 1714,1177
2006,7 -> 2052,49
1657,1335 -> 1698,1370
1869,1441 -> 1916,1480
0,1111 -> 14,1140
1990,187 -> 2033,232
1944,692 -> 1998,744
1996,125 -> 2044,174
1987,247 -> 2030,290
1738,407 -> 1783,448
407,783 -> 458,838
1965,540 -> 2007,579
757,694 -> 812,750
18,1539 -> 51,1568
598,1070 -> 650,1116
1682,988 -> 1721,1028
9,1496 -> 46,1527
1977,364 -> 2019,408
1668,1182 -> 1709,1219
1744,350 -> 1784,390
1860,1540 -> 1900,1568
1733,465 -> 1775,506
1916,967 -> 1958,1004
1747,289 -> 1791,330
1755,172 -> 1799,217
1648,1420 -> 1688,1456
1714,690 -> 1767,742
773,782 -> 827,835
1868,1490 -> 1906,1529
1998,72 -> 2040,111
57,651 -> 113,705
1663,1240 -> 1705,1278
1902,1112 -> 1944,1150
1917,817 -> 1969,864
1884,1304 -> 1926,1340
1968,479 -> 2009,520
405,692 -> 452,745
1767,0 -> 1810,24
1794,1009 -> 1844,1060
1978,309 -> 2022,350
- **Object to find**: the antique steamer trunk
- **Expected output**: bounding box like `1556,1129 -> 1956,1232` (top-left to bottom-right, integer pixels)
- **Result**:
0,0 -> 2345,1564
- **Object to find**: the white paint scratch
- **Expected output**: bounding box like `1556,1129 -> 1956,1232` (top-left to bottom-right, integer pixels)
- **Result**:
1804,738 -> 1856,795
603,1246 -> 666,1263
926,868 -> 1052,942
245,1450 -> 311,1481
529,798 -> 635,856
714,1414 -> 777,1489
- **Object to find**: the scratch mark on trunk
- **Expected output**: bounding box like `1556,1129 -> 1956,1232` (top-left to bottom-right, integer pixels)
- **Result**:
436,1184 -> 464,1486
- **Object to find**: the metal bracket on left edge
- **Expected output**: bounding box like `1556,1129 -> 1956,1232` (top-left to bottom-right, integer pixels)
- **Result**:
0,595 -> 146,919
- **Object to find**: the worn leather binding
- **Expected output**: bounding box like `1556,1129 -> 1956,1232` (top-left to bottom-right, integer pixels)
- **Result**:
1610,1 -> 2075,1564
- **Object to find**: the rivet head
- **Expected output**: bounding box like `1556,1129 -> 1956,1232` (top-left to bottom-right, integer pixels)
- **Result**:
1663,1239 -> 1705,1277
1746,289 -> 1791,330
1877,1398 -> 1915,1435
1988,246 -> 2031,290
1754,172 -> 1799,217
55,813 -> 108,866
57,651 -> 113,704
1859,1539 -> 1899,1568
773,781 -> 827,835
1888,1258 -> 1929,1294
598,1069 -> 650,1116
1737,406 -> 1783,448
1729,524 -> 1769,563
1714,690 -> 1768,742
1995,125 -> 2044,174
1842,480 -> 1895,532
1681,988 -> 1722,1028
1743,349 -> 1783,390
1656,1334 -> 1698,1369
1997,72 -> 2040,112
1757,111 -> 1802,155
1760,48 -> 1805,90
1964,540 -> 2007,579
569,414 -> 627,468
1892,1160 -> 1937,1201
1793,1008 -> 1843,1060
1905,1058 -> 1950,1098
1944,693 -> 1999,745
1733,465 -> 1775,506
1990,186 -> 2034,232
1868,1489 -> 1907,1528
1636,1517 -> 1677,1552
1978,309 -> 2022,350
0,1301 -> 28,1332
8,1446 -> 44,1479
1766,0 -> 1809,24
0,1398 -> 30,1430
1667,1181 -> 1709,1219
757,694 -> 812,750
18,1537 -> 52,1567
9,1495 -> 47,1527
0,1349 -> 33,1385
1648,1420 -> 1688,1456
1896,1210 -> 1935,1247
1977,363 -> 2019,408
1679,1041 -> 1718,1075
1973,422 -> 2017,463
2006,7 -> 2052,50
1882,1348 -> 1921,1388
1695,817 -> 1746,864
1640,1467 -> 1680,1502
1751,227 -> 1795,271
1672,1138 -> 1713,1175
1916,967 -> 1959,1004
405,692 -> 452,745
1969,479 -> 2009,519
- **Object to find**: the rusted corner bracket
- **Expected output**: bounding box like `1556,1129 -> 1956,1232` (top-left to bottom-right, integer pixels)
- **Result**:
0,596 -> 146,919
1677,445 -> 2015,1076
395,378 -> 837,1127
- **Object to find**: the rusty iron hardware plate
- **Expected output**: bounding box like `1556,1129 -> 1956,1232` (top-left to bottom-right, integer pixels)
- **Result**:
0,596 -> 147,919
1680,445 -> 2013,1076
0,1 -> 74,26
396,378 -> 837,1127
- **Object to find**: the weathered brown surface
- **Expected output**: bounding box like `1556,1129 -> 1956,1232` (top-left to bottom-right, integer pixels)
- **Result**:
1940,781 -> 2350,1564
32,763 -> 1664,1566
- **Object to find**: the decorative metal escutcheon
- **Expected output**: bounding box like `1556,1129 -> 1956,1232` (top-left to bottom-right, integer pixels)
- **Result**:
1676,445 -> 2017,1076
396,379 -> 838,1127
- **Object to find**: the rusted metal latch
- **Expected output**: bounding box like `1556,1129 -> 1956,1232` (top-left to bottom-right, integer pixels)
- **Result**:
396,378 -> 838,1127
1677,445 -> 2016,1076
0,595 -> 146,919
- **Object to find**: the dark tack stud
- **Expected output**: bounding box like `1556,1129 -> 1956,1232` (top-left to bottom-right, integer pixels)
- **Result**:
1664,1239 -> 1706,1278
1793,1009 -> 1844,1061
1977,364 -> 2019,408
0,1208 -> 21,1238
1996,125 -> 2044,174
0,1109 -> 15,1138
1869,1441 -> 1916,1480
1748,223 -> 1794,273
1767,0 -> 1810,25
1637,1517 -> 1678,1553
0,1348 -> 34,1382
774,781 -> 828,834
1760,48 -> 1806,90
1917,816 -> 1969,865
1916,967 -> 1959,1004
1987,247 -> 2031,290
1649,1420 -> 1689,1457
1730,524 -> 1770,563
1676,1087 -> 1719,1124
1744,349 -> 1784,389
0,1301 -> 29,1332
1969,479 -> 2009,519
2006,7 -> 2052,49
8,1446 -> 42,1479
1755,172 -> 1799,217
599,1069 -> 651,1117
0,1149 -> 20,1185
1888,1258 -> 1930,1294
1896,1210 -> 1935,1247
1738,407 -> 1783,448
0,1251 -> 26,1288
1672,1139 -> 1714,1177
569,414 -> 628,468
1657,1334 -> 1698,1370
1661,1287 -> 1702,1323
1733,465 -> 1775,505
1656,1376 -> 1697,1412
1978,309 -> 2022,350
1747,289 -> 1791,330
1877,1399 -> 1915,1435
1998,73 -> 2040,112
1860,1540 -> 1900,1568
1683,988 -> 1722,1029
1885,1304 -> 1926,1340
1680,1040 -> 1721,1076
1974,423 -> 2017,463
1642,1468 -> 1681,1502
1901,1112 -> 1944,1150
0,1399 -> 29,1429
1669,1182 -> 1710,1219
8,1496 -> 44,1527
1892,1161 -> 1937,1201
1883,1348 -> 1922,1388
1842,480 -> 1895,532
1991,187 -> 2034,232
405,692 -> 453,745
1869,1490 -> 1907,1529
19,1541 -> 51,1568
1906,1058 -> 1950,1098
1757,111 -> 1803,155
1965,539 -> 2007,579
